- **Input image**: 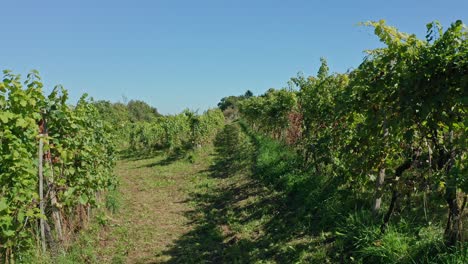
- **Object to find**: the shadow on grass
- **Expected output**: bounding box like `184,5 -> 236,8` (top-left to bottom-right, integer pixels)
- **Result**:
160,123 -> 335,263
139,148 -> 188,168
118,148 -> 159,161
161,170 -> 331,263
119,145 -> 190,167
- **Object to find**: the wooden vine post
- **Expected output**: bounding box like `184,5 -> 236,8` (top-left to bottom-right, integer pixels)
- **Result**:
38,116 -> 46,253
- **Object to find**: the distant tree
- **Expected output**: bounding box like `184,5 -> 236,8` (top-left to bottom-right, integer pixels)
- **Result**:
218,90 -> 254,112
127,100 -> 161,122
317,57 -> 329,80
217,96 -> 239,111
93,100 -> 130,124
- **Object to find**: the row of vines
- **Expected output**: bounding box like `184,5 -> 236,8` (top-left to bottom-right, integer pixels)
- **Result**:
0,71 -> 116,263
129,109 -> 225,153
238,20 -> 467,251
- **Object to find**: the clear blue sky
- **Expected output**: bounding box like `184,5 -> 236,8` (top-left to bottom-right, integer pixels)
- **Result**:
1,0 -> 467,114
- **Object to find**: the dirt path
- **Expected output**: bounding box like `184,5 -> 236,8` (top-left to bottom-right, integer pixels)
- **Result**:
96,152 -> 212,263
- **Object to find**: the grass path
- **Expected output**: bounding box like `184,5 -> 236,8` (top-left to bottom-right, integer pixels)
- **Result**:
96,151 -> 213,263
93,146 -> 320,263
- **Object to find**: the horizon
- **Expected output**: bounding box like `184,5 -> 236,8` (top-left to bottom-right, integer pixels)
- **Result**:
1,0 -> 467,114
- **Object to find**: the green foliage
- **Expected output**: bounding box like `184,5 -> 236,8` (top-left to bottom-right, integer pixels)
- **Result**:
0,70 -> 44,256
93,100 -> 130,124
129,108 -> 225,155
0,71 -> 116,262
234,20 -> 468,262
93,101 -> 131,144
217,95 -> 241,111
217,90 -> 254,111
93,99 -> 162,149
217,90 -> 255,120
127,99 -> 161,122
190,108 -> 225,147
46,89 -> 116,208
239,88 -> 297,139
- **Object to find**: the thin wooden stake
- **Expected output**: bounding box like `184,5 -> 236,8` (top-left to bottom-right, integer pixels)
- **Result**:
39,135 -> 46,253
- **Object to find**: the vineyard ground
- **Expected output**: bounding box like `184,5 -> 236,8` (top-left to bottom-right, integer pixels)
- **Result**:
77,146 -> 254,263
67,144 -> 321,264
94,150 -> 212,263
